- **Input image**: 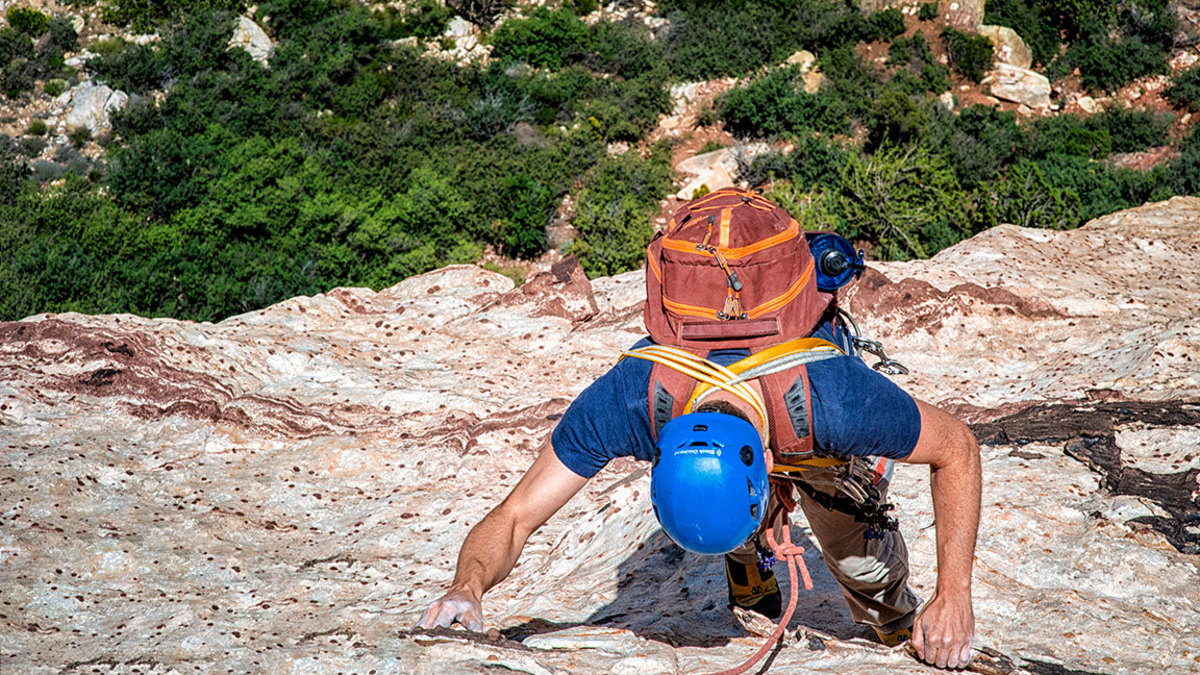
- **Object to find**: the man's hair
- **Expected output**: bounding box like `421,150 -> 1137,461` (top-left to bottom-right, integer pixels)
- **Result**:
693,399 -> 752,424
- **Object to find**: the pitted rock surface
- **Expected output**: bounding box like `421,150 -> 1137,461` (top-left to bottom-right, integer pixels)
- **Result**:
3,205 -> 1200,673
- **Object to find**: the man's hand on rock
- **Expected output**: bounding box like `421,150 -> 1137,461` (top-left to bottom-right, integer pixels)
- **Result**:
417,587 -> 484,632
911,589 -> 974,669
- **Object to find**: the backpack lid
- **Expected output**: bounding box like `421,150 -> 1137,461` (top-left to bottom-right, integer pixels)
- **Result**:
644,187 -> 830,349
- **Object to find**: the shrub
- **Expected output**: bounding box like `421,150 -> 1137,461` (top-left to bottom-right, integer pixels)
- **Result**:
1071,35 -> 1168,93
888,33 -> 951,94
25,118 -> 47,136
394,0 -> 453,40
738,133 -> 849,189
918,2 -> 938,21
489,7 -> 589,70
102,0 -> 248,32
6,7 -> 50,35
866,8 -> 905,42
1024,113 -> 1111,159
1087,106 -> 1169,153
44,78 -> 66,97
924,105 -> 1023,187
867,89 -> 931,149
68,126 -> 92,148
941,28 -> 994,83
833,145 -> 974,260
720,66 -> 846,139
1165,65 -> 1200,111
991,161 -> 1080,229
447,0 -> 512,28
659,0 -> 868,80
570,142 -> 673,278
1035,153 -> 1168,225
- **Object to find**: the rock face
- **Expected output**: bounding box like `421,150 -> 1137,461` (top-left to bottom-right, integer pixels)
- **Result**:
63,81 -> 128,134
228,16 -> 275,67
3,200 -> 1200,673
989,62 -> 1052,108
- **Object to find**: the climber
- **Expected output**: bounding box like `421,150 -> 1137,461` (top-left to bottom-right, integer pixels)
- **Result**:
418,189 -> 981,670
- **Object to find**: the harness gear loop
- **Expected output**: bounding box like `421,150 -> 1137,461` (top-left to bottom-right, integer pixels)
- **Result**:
711,525 -> 812,675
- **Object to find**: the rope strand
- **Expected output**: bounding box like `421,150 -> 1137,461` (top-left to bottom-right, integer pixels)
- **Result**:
711,527 -> 812,675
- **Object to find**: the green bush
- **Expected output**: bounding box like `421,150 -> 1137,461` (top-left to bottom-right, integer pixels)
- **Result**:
1034,152 -> 1169,225
833,145 -> 975,260
941,28 -> 994,83
659,0 -> 870,81
490,7 -> 589,70
6,7 -> 50,35
1166,66 -> 1200,111
1025,114 -> 1111,159
866,8 -> 905,42
991,161 -> 1080,229
44,78 -> 67,97
918,2 -> 938,21
739,133 -> 849,189
867,89 -> 931,149
25,118 -> 47,136
68,126 -> 92,148
720,66 -> 846,139
570,143 -> 673,278
1071,35 -> 1168,92
888,33 -> 951,94
102,0 -> 248,32
393,0 -> 453,40
923,105 -> 1023,187
1086,106 -> 1169,153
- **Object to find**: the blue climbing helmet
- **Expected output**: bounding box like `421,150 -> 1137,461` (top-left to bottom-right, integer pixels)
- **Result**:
650,412 -> 769,555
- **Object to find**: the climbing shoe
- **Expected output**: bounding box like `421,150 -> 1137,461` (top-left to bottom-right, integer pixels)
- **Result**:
873,625 -> 912,646
724,555 -> 782,620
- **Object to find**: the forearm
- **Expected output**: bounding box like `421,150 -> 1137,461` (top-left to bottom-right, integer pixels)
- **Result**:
928,432 -> 981,597
448,502 -> 532,601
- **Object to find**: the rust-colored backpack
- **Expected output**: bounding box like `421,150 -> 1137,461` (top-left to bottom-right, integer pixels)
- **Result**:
643,187 -> 831,349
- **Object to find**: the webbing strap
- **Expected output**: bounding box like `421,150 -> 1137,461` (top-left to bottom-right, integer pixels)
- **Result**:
620,338 -> 846,456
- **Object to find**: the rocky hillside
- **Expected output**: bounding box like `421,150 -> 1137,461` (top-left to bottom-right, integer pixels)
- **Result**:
2,198 -> 1198,673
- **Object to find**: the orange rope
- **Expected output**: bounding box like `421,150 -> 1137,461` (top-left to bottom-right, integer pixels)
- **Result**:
711,527 -> 812,675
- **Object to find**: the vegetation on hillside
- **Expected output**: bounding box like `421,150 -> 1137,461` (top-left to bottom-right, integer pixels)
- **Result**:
1,0 -> 1198,323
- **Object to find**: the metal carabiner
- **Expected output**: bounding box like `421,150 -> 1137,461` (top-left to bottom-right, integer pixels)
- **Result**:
852,337 -> 910,375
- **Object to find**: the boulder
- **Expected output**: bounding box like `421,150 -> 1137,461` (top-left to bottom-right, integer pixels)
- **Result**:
63,82 -> 128,134
229,16 -> 274,66
673,144 -> 768,200
989,62 -> 1051,108
977,24 -> 1033,69
785,50 -> 816,71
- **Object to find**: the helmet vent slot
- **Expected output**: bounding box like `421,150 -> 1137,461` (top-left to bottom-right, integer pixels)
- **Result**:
747,477 -> 757,497
750,503 -> 760,521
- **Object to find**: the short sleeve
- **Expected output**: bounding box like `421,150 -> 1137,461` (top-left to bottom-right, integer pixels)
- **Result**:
551,349 -> 656,478
808,356 -> 921,460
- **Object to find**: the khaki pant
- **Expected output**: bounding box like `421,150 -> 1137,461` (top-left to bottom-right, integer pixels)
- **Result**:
729,466 -> 921,631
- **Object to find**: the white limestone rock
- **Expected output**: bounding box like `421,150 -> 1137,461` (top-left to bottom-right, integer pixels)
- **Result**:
977,24 -> 1033,69
228,16 -> 275,67
63,81 -> 128,134
989,62 -> 1051,108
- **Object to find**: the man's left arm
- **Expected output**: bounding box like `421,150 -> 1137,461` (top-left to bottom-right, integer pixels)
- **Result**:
899,398 -> 981,670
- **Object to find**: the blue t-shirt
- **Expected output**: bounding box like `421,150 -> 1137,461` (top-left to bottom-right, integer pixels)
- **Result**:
551,321 -> 921,479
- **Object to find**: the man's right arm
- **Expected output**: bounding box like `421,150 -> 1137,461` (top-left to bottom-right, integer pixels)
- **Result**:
417,441 -> 588,631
